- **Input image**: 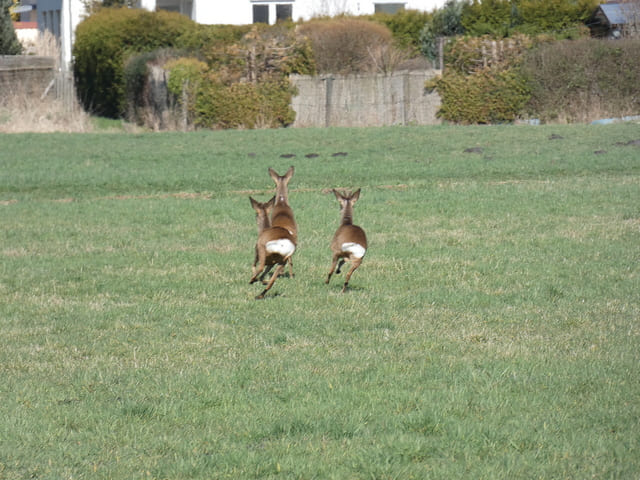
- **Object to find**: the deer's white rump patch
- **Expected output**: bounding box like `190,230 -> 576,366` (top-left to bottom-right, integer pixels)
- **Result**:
266,239 -> 296,258
341,242 -> 366,259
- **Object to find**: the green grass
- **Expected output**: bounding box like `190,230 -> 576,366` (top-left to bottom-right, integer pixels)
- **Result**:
1,124 -> 639,479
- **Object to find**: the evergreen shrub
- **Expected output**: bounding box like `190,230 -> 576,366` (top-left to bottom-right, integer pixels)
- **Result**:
195,77 -> 296,129
73,8 -> 194,118
1,0 -> 22,55
435,66 -> 530,123
371,9 -> 432,56
434,35 -> 532,123
165,57 -> 207,125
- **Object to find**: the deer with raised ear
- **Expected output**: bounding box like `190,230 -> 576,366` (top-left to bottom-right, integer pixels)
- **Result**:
268,166 -> 297,277
326,189 -> 367,292
249,196 -> 296,299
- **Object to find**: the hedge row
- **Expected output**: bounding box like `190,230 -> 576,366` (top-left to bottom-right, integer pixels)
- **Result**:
74,6 -> 638,127
434,35 -> 640,124
521,37 -> 640,123
74,8 -> 417,128
73,9 -> 315,127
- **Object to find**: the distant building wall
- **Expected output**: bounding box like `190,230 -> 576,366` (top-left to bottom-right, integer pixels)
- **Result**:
290,70 -> 442,127
37,0 -> 86,71
140,0 -> 445,25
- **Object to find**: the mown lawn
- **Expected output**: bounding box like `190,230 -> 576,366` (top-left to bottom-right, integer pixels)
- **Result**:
1,124 -> 639,479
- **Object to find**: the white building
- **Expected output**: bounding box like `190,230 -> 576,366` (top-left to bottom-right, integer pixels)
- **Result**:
33,0 -> 445,70
137,0 -> 445,25
22,0 -> 87,70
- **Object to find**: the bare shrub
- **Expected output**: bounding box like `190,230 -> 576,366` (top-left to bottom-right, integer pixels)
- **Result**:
33,30 -> 60,64
367,42 -> 411,74
297,18 -> 395,74
522,37 -> 640,123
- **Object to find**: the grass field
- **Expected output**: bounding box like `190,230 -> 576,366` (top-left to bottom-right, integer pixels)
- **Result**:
1,124 -> 639,479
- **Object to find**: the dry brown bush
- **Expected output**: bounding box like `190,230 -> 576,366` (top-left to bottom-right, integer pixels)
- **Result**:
0,91 -> 93,133
297,18 -> 399,74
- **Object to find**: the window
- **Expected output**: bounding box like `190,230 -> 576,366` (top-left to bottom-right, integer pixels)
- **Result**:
276,4 -> 292,22
156,0 -> 194,19
253,5 -> 269,24
55,10 -> 61,37
374,3 -> 405,14
41,10 -> 62,39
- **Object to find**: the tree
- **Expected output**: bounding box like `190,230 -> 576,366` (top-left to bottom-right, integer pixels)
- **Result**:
1,0 -> 22,54
420,0 -> 466,62
462,0 -> 516,36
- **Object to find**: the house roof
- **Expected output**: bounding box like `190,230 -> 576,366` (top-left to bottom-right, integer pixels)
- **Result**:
598,3 -> 631,25
13,4 -> 35,13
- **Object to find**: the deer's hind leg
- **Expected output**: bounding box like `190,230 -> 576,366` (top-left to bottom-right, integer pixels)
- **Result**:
325,254 -> 340,284
259,264 -> 275,284
287,257 -> 294,278
256,263 -> 284,299
341,258 -> 362,293
250,250 -> 267,284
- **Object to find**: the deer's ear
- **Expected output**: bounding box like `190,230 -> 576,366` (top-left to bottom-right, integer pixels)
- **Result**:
285,166 -> 295,179
352,189 -> 361,202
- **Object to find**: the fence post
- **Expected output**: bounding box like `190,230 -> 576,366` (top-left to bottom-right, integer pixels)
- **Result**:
403,72 -> 410,126
438,37 -> 445,71
324,76 -> 334,128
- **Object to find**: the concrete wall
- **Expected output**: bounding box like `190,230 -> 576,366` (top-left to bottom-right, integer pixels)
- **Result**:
290,70 -> 441,128
0,56 -> 56,98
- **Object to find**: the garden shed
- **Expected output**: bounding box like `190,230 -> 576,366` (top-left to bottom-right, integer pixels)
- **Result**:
590,2 -> 639,38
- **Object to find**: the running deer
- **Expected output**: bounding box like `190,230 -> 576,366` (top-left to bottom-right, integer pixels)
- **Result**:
249,196 -> 296,299
268,166 -> 297,277
326,189 -> 367,292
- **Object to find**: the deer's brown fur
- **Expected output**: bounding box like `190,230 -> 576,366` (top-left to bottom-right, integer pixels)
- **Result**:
249,196 -> 296,299
326,189 -> 367,292
268,166 -> 297,277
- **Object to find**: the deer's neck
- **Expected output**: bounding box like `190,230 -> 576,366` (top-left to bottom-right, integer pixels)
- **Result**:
257,214 -> 271,233
340,205 -> 354,226
275,191 -> 288,206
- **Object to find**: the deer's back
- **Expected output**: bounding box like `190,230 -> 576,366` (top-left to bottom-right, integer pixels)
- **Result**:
271,204 -> 297,237
332,224 -> 367,251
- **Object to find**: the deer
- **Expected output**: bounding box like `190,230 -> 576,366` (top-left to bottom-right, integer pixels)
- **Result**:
268,166 -> 297,278
326,188 -> 367,292
249,196 -> 296,300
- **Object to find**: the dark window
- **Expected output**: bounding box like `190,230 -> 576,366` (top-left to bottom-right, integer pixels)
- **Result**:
253,5 -> 269,24
374,3 -> 405,14
276,4 -> 292,22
